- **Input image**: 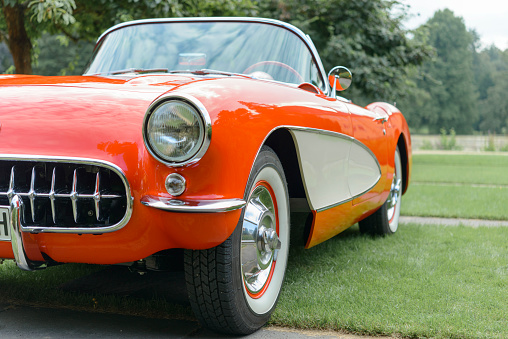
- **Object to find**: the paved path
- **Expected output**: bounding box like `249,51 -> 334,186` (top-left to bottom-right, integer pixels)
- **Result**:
0,302 -> 379,339
400,216 -> 508,227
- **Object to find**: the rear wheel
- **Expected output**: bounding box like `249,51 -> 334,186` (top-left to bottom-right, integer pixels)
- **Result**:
184,146 -> 290,334
359,146 -> 403,235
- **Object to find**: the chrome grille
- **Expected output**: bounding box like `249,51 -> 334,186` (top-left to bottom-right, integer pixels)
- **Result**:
0,156 -> 132,233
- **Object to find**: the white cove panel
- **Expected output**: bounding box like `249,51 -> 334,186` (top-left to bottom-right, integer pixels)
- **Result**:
290,130 -> 351,210
348,142 -> 381,197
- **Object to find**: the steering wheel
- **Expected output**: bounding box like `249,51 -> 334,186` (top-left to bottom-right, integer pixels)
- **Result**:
244,61 -> 304,83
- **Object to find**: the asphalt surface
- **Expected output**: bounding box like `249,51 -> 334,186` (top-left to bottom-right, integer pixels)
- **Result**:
0,303 -> 369,339
0,264 -> 366,339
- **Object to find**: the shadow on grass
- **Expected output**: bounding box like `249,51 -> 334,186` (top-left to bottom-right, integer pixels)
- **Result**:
0,222 -> 379,323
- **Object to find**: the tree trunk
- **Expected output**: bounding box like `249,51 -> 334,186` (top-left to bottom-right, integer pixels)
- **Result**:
2,3 -> 32,74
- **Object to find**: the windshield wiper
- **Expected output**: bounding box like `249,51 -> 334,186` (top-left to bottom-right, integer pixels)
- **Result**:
91,68 -> 169,76
168,69 -> 247,77
89,68 -> 248,77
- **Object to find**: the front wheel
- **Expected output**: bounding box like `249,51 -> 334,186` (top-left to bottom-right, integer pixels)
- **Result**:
184,146 -> 290,334
359,146 -> 403,235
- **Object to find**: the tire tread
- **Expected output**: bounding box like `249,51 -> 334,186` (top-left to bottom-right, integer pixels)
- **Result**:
184,146 -> 287,334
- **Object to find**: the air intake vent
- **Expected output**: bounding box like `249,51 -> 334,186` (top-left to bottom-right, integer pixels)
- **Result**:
0,156 -> 132,233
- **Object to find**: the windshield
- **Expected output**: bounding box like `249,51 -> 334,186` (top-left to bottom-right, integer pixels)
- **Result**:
84,21 -> 324,89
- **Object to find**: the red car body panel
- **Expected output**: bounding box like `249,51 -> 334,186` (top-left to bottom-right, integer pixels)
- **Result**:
0,61 -> 411,265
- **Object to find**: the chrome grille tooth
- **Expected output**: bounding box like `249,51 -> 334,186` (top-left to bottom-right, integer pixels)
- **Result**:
28,166 -> 37,222
101,194 -> 122,199
0,158 -> 129,232
49,167 -> 57,224
7,166 -> 15,204
93,172 -> 101,221
70,169 -> 79,223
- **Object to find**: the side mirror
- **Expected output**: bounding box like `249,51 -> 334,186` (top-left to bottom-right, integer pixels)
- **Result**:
327,66 -> 352,98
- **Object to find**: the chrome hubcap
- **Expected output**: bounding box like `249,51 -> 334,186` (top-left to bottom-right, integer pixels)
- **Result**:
387,157 -> 402,222
241,184 -> 280,295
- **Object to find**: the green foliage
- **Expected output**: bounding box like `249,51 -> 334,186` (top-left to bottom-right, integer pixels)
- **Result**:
478,49 -> 508,133
399,10 -> 508,134
55,0 -> 258,42
3,0 -> 433,83
399,9 -> 478,134
484,132 -> 496,152
439,128 -> 459,150
259,0 -> 433,103
420,139 -> 434,150
28,0 -> 76,24
0,0 -> 257,74
32,33 -> 93,75
0,41 -> 12,72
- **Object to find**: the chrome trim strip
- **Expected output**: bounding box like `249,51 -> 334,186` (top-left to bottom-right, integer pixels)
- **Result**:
9,195 -> 46,271
246,125 -> 382,213
0,154 -> 133,234
141,195 -> 245,213
288,126 -> 355,140
142,93 -> 212,167
93,17 -> 329,95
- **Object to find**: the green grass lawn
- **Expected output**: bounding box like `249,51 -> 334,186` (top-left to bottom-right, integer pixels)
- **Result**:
403,153 -> 508,219
401,184 -> 508,219
1,224 -> 506,339
273,224 -> 507,339
411,153 -> 508,185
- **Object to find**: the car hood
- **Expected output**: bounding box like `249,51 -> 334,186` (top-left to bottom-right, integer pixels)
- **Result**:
0,74 -> 211,160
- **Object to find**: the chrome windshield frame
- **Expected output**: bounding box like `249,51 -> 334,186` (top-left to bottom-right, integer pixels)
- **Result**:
91,17 -> 330,96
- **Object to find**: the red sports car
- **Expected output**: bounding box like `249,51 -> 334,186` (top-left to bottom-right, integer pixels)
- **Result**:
0,17 -> 411,334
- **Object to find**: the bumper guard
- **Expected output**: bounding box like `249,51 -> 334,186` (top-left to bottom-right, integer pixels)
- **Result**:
9,195 -> 46,271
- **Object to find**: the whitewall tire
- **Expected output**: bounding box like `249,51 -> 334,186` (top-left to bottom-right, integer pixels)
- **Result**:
184,146 -> 290,334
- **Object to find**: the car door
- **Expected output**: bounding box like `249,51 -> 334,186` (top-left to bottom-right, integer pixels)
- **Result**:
346,103 -> 389,205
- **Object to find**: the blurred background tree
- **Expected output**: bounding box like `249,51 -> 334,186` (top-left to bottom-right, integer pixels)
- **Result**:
0,0 -> 77,74
0,0 -> 256,74
397,9 -> 478,134
477,49 -> 508,133
260,0 -> 433,103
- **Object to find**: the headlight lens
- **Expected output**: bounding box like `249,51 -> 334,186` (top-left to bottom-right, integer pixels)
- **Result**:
146,100 -> 205,163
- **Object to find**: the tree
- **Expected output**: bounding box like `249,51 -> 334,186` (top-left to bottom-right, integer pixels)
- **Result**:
401,9 -> 478,134
2,0 -> 431,106
32,33 -> 93,75
259,0 -> 433,103
0,0 -> 256,74
0,0 -> 77,74
0,41 -> 12,72
478,49 -> 508,133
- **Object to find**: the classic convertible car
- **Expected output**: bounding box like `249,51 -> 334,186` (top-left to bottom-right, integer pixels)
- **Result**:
0,17 -> 411,334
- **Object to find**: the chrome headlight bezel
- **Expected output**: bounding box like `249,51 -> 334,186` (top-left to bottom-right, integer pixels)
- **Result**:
142,94 -> 212,166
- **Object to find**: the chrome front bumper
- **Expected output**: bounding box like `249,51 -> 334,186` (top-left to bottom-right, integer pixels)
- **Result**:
9,195 -> 46,271
8,194 -> 247,271
140,195 -> 246,213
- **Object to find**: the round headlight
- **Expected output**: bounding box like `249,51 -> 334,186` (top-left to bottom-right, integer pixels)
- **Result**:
145,100 -> 205,164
